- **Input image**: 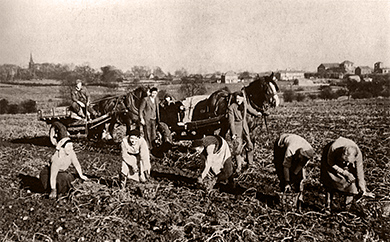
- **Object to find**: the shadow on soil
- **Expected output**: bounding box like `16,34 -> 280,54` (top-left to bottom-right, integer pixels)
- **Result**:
12,136 -> 52,147
18,173 -> 45,193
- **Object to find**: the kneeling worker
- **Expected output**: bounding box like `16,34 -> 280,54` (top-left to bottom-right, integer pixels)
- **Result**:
40,134 -> 89,199
192,135 -> 234,192
120,129 -> 151,187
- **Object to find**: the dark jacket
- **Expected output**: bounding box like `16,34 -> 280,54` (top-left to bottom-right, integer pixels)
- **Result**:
139,96 -> 159,122
228,97 -> 258,136
71,87 -> 90,104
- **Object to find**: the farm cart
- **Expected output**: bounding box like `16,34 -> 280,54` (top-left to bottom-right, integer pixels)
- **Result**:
169,115 -> 226,141
37,106 -> 111,146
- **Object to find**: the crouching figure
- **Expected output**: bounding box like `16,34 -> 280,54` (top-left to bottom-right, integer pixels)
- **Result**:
321,137 -> 374,211
273,133 -> 315,211
120,129 -> 151,187
192,135 -> 235,192
40,136 -> 88,199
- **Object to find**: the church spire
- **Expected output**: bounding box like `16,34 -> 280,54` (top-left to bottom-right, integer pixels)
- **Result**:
29,53 -> 34,69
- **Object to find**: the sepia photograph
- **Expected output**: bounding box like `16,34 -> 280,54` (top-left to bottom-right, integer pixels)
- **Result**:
0,0 -> 389,241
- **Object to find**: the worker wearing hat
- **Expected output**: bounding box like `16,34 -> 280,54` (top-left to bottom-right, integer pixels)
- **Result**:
70,79 -> 97,119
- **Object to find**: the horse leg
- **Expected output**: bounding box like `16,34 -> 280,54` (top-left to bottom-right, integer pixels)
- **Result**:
219,120 -> 230,139
326,190 -> 333,212
122,114 -> 132,136
108,119 -> 116,140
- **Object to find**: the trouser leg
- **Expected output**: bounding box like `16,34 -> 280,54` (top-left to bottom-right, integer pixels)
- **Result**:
233,137 -> 244,173
150,119 -> 157,147
246,150 -> 254,166
142,121 -> 151,148
71,102 -> 85,118
244,133 -> 254,166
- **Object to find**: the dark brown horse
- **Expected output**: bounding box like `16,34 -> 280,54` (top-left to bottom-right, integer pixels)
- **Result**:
191,73 -> 279,138
97,86 -> 149,139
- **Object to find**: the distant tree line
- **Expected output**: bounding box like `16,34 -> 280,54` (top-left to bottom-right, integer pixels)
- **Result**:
0,62 -> 205,84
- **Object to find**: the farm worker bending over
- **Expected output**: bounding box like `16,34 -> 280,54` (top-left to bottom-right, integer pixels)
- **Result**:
39,135 -> 89,199
139,87 -> 160,149
321,137 -> 375,211
192,135 -> 234,192
120,129 -> 151,186
228,91 -> 262,173
70,79 -> 97,119
273,134 -> 315,210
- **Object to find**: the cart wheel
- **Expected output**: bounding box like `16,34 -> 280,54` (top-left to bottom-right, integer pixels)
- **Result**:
87,125 -> 104,141
49,121 -> 67,146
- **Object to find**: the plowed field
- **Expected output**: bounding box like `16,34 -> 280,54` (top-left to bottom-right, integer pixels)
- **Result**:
1,98 -> 389,241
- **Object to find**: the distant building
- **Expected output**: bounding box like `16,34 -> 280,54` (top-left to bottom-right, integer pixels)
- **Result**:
275,70 -> 305,81
355,66 -> 372,76
317,60 -> 355,78
340,60 -> 355,74
221,71 -> 238,83
374,62 -> 390,74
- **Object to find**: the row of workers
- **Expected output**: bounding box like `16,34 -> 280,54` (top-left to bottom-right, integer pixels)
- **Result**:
42,127 -> 374,213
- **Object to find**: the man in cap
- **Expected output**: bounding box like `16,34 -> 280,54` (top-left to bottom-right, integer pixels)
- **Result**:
321,137 -> 374,211
139,87 -> 160,149
39,132 -> 89,199
120,129 -> 151,187
273,133 -> 315,210
70,79 -> 97,119
192,135 -> 235,192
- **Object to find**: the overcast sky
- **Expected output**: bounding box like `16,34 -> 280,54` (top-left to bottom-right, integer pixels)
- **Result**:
1,0 -> 389,73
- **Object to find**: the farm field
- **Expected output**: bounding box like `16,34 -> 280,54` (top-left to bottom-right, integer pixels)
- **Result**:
0,98 -> 389,241
0,81 -> 253,109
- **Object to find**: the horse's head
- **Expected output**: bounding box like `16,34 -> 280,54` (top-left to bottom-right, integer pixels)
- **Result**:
132,86 -> 149,100
263,73 -> 280,107
245,73 -> 280,111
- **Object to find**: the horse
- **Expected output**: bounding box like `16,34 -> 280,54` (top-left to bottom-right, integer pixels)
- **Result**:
191,73 -> 279,138
97,86 -> 149,139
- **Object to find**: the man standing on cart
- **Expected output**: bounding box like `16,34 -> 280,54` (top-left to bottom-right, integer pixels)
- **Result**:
70,79 -> 97,120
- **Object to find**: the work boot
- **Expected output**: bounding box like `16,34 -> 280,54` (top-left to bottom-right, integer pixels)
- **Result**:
246,150 -> 254,167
